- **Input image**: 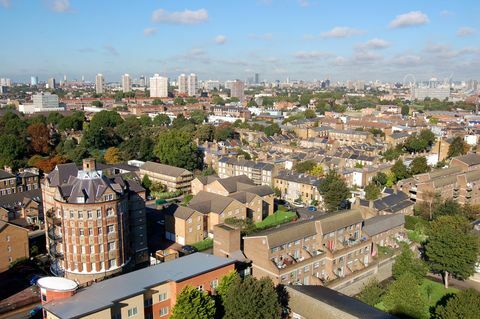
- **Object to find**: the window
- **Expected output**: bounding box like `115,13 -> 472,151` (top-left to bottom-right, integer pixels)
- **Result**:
87,211 -> 93,219
99,245 -> 104,253
188,218 -> 192,224
109,259 -> 116,269
90,245 -> 95,253
78,211 -> 83,219
196,225 -> 201,231
41,294 -> 46,302
107,208 -> 114,216
98,227 -> 103,235
88,228 -> 93,236
97,210 -> 102,218
144,298 -> 153,307
108,242 -> 115,251
81,246 -> 86,254
188,228 -> 192,233
70,211 -> 74,218
79,229 -> 84,236
6,235 -> 10,242
160,307 -> 169,317
8,257 -> 12,262
198,285 -> 204,291
211,279 -> 218,289
107,225 -> 115,234
159,292 -> 167,301
127,307 -> 138,317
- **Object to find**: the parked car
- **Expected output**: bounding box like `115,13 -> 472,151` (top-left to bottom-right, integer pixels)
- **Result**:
307,206 -> 317,212
181,245 -> 197,255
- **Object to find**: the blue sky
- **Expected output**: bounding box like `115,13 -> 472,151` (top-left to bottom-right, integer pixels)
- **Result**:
0,0 -> 479,82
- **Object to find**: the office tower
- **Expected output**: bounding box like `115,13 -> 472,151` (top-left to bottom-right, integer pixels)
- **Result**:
42,159 -> 148,283
63,75 -> 67,82
0,78 -> 11,87
30,76 -> 38,86
95,74 -> 104,94
255,73 -> 259,84
226,79 -> 245,101
187,73 -> 197,97
177,74 -> 187,94
33,92 -> 60,109
139,75 -> 146,87
47,78 -> 56,89
81,75 -> 85,82
121,74 -> 131,93
149,74 -> 168,98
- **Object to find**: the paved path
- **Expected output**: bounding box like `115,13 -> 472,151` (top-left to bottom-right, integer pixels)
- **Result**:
427,273 -> 480,291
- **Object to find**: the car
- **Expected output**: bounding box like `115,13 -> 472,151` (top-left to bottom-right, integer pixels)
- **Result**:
307,206 -> 317,212
292,201 -> 305,208
29,305 -> 42,318
181,245 -> 197,255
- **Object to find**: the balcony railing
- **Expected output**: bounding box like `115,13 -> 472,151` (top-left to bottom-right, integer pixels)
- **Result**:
48,229 -> 62,241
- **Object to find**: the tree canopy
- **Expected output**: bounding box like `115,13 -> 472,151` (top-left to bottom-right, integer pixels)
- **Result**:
318,170 -> 350,211
434,289 -> 480,319
170,286 -> 216,319
154,129 -> 201,171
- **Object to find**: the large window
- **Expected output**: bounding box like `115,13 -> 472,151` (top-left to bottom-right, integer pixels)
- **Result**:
159,293 -> 167,301
127,307 -> 138,317
160,307 -> 169,317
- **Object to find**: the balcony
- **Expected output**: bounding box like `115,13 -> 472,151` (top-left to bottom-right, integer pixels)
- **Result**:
272,255 -> 296,269
50,261 -> 65,277
48,229 -> 62,241
46,209 -> 62,226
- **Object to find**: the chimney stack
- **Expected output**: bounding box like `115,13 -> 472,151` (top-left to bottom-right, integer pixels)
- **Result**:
82,158 -> 96,172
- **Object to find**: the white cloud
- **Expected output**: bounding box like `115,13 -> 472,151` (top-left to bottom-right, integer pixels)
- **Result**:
457,27 -> 475,37
333,56 -> 348,66
215,35 -> 227,45
389,11 -> 429,28
354,50 -> 382,62
143,28 -> 157,37
49,0 -> 71,13
362,38 -> 390,49
294,51 -> 331,59
152,8 -> 208,24
321,27 -> 365,38
0,0 -> 11,8
392,54 -> 422,66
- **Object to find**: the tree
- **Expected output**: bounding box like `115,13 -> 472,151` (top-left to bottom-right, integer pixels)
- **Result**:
383,272 -> 429,319
447,136 -> 469,158
364,183 -> 381,200
152,98 -> 164,105
195,124 -> 215,142
425,215 -> 480,288
401,105 -> 409,116
223,276 -> 281,319
0,134 -> 27,169
212,95 -> 225,105
410,156 -> 430,175
153,114 -> 171,126
263,123 -> 281,137
309,164 -> 324,177
214,124 -> 235,141
318,170 -> 350,211
392,244 -> 428,281
170,286 -> 216,319
172,114 -> 191,129
382,147 -> 403,161
27,122 -> 50,154
434,289 -> 480,319
217,270 -> 239,302
391,160 -> 410,182
294,160 -> 316,173
357,278 -> 385,306
432,199 -> 462,219
91,100 -> 103,107
174,97 -> 186,105
372,172 -> 388,186
304,109 -> 316,119
142,174 -> 152,191
154,129 -> 201,170
83,110 -> 123,149
189,110 -> 208,125
104,147 -> 121,164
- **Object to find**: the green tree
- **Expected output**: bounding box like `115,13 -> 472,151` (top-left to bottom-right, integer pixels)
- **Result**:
392,244 -> 428,281
212,95 -> 225,105
189,110 -> 208,125
434,289 -> 480,319
214,124 -> 235,141
294,160 -> 316,173
263,123 -> 281,137
83,110 -> 123,149
174,97 -> 186,105
104,147 -> 121,164
304,109 -> 316,119
152,98 -> 164,105
91,100 -> 103,107
153,114 -> 171,126
364,183 -> 381,200
224,276 -> 281,319
382,147 -> 403,161
357,278 -> 385,306
318,170 -> 350,211
372,172 -> 388,186
383,273 -> 429,319
425,215 -> 480,288
142,174 -> 152,190
391,160 -> 410,181
309,164 -> 324,177
217,270 -> 239,302
170,286 -> 216,319
195,124 -> 215,142
410,156 -> 430,175
154,129 -> 200,170
447,136 -> 469,158
0,134 -> 27,169
401,105 -> 409,116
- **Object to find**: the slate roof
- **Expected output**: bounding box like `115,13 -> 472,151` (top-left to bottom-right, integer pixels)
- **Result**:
140,161 -> 192,177
363,214 -> 405,236
189,191 -> 237,215
43,253 -> 235,319
0,189 -> 42,210
372,191 -> 413,213
47,163 -> 78,186
454,153 -> 480,167
246,218 -> 316,248
318,209 -> 364,234
164,204 -> 197,220
0,169 -> 15,180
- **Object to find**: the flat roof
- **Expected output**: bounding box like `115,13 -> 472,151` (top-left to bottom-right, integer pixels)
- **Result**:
37,277 -> 78,292
44,253 -> 235,319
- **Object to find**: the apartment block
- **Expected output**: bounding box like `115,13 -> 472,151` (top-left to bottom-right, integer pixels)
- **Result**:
217,157 -> 275,186
243,209 -> 372,286
0,220 -> 29,272
273,171 -> 322,205
139,161 -> 193,193
41,253 -> 235,319
328,129 -> 373,146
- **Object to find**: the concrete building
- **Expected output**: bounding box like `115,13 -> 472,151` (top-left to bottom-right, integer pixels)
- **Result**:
226,80 -> 245,101
95,74 -> 104,94
150,74 -> 169,98
30,76 -> 38,86
412,86 -> 450,100
203,80 -> 220,91
0,220 -> 29,272
177,74 -> 187,95
19,92 -> 65,114
121,74 -> 131,93
41,253 -> 235,319
187,73 -> 197,97
139,161 -> 193,193
42,159 -> 148,283
47,78 -> 56,89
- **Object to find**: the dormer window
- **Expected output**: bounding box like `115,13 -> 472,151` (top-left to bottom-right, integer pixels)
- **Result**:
104,194 -> 114,201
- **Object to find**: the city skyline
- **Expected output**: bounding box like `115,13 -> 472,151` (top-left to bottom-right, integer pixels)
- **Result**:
0,0 -> 479,81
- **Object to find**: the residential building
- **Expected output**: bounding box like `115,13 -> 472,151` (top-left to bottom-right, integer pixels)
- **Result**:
217,157 -> 275,186
413,86 -> 450,100
363,213 -> 405,249
328,130 -> 373,146
187,73 -> 197,97
0,169 -> 17,196
359,191 -> 414,216
203,80 -> 220,91
150,74 -> 169,98
0,220 -> 29,272
0,189 -> 42,226
226,80 -> 245,101
0,168 -> 40,196
42,159 -> 148,283
274,171 -> 322,205
139,161 -> 193,193
41,253 -> 235,319
95,74 -> 104,94
177,74 -> 187,94
122,74 -> 131,93
243,209 -> 372,286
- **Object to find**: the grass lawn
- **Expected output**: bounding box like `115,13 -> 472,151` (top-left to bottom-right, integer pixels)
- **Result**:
375,278 -> 459,311
191,238 -> 213,251
255,210 -> 297,230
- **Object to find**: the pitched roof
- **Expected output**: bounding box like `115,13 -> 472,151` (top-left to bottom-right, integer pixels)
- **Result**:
216,175 -> 255,193
373,191 -> 412,212
189,191 -> 237,214
0,169 -> 15,179
47,163 -> 78,186
140,161 -> 191,177
318,209 -> 364,234
245,218 -> 315,248
363,214 -> 405,236
454,153 -> 480,167
165,204 -> 198,220
43,253 -> 235,319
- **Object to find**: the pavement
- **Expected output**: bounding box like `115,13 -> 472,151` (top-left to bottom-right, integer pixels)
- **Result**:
427,273 -> 480,291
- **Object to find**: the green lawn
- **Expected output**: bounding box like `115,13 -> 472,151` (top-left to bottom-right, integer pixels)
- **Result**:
191,238 -> 213,251
255,210 -> 297,230
375,278 -> 459,311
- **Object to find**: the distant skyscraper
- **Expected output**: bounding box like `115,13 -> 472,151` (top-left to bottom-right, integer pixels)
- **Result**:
255,73 -> 259,84
63,75 -> 67,83
81,75 -> 85,82
226,80 -> 245,102
30,76 -> 38,86
47,78 -> 56,89
149,74 -> 168,98
95,74 -> 104,94
121,74 -> 131,93
139,75 -> 146,87
0,78 -> 11,87
178,74 -> 187,94
187,73 -> 197,97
